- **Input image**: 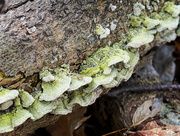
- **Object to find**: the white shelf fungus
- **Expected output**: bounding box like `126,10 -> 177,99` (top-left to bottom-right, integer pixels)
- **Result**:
69,88 -> 103,107
29,92 -> 57,121
40,69 -> 55,82
69,76 -> 92,91
133,2 -> 145,16
83,69 -> 117,92
40,74 -> 71,101
0,87 -> 19,104
19,90 -> 35,108
0,1 -> 180,134
157,16 -> 179,32
0,113 -> 13,133
143,17 -> 161,29
156,30 -> 177,43
95,24 -> 110,39
0,100 -> 13,111
51,95 -> 72,115
127,29 -> 154,48
12,107 -> 33,128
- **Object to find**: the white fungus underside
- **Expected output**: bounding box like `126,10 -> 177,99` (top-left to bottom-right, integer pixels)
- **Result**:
0,89 -> 19,104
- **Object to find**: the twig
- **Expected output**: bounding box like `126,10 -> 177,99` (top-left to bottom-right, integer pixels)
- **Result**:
109,84 -> 180,96
102,117 -> 160,136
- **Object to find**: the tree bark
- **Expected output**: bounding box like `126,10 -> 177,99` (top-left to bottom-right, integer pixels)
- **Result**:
0,0 -> 179,135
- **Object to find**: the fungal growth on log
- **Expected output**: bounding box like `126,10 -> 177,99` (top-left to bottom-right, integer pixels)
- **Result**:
0,0 -> 180,135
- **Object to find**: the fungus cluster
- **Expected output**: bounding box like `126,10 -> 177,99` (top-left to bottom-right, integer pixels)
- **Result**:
0,1 -> 179,134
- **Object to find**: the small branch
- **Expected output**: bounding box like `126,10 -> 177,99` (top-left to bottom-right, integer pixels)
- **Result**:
109,84 -> 180,96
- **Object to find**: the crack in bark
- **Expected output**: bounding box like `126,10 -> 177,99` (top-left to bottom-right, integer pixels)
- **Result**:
2,0 -> 30,13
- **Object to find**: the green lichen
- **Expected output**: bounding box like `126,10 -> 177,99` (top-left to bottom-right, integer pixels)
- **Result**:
160,103 -> 180,125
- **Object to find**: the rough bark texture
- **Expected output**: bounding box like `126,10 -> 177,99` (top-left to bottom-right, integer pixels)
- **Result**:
1,0 -> 179,76
0,0 -> 179,136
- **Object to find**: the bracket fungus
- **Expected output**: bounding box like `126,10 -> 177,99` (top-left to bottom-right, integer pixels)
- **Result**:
0,100 -> 13,111
69,76 -> 92,91
0,1 -> 180,134
19,90 -> 34,108
51,95 -> 72,115
0,87 -> 19,105
95,24 -> 110,39
40,66 -> 71,101
28,91 -> 58,121
127,28 -> 154,48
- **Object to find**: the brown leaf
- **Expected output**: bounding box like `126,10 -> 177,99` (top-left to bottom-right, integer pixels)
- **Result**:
130,121 -> 180,136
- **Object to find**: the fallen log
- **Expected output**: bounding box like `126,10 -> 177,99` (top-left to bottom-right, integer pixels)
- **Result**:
0,0 -> 179,135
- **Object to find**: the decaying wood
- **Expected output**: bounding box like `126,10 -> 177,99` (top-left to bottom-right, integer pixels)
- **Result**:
86,62 -> 180,136
0,0 -> 179,136
1,0 -> 178,76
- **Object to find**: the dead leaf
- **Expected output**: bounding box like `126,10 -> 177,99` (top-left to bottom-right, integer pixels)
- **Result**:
130,120 -> 180,136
